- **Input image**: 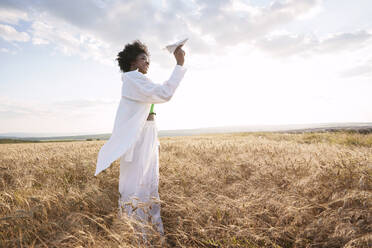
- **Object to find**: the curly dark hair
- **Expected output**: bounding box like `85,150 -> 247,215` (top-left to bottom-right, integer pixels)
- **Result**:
116,40 -> 150,72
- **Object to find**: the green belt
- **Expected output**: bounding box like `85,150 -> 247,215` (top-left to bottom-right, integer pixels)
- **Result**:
150,104 -> 155,114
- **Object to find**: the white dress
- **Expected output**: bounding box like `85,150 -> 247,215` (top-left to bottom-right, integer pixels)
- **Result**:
94,64 -> 187,238
118,120 -> 164,236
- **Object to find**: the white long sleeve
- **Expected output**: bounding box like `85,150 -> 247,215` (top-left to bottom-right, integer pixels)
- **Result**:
121,65 -> 187,103
95,65 -> 187,176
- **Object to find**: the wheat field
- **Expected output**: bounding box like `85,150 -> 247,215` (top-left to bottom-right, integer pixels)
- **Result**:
0,131 -> 371,247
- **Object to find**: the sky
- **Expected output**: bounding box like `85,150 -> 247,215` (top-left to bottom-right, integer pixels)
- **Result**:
0,0 -> 371,134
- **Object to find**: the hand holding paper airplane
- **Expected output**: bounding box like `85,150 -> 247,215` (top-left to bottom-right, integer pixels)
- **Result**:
165,38 -> 187,66
174,45 -> 185,66
165,38 -> 188,53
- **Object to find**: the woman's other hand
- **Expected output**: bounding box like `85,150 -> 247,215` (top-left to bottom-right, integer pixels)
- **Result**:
174,45 -> 185,66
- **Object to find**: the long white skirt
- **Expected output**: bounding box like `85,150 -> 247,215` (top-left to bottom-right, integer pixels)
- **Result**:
118,120 -> 164,237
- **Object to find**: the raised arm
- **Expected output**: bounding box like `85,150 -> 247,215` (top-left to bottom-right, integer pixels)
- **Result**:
122,64 -> 187,103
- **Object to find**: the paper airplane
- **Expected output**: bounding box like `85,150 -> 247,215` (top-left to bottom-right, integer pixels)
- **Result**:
164,38 -> 188,53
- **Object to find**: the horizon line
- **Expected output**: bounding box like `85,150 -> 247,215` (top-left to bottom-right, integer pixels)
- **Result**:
1,121 -> 372,138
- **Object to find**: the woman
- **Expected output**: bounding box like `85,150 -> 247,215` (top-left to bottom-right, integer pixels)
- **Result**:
94,40 -> 186,239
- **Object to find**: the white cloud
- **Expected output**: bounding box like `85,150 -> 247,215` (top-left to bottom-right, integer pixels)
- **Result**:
257,32 -> 317,57
186,0 -> 323,46
0,47 -> 10,53
30,19 -> 114,65
0,0 -> 326,64
53,99 -> 117,109
316,30 -> 372,53
0,7 -> 29,24
31,20 -> 80,51
0,97 -> 52,118
32,36 -> 49,45
340,63 -> 372,78
0,23 -> 30,42
0,97 -> 118,132
8,0 -> 368,68
0,97 -> 117,119
257,30 -> 372,57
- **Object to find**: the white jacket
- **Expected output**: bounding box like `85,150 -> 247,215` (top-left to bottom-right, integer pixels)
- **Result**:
95,65 -> 187,176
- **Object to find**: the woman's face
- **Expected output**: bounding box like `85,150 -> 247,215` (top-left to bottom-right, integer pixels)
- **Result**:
132,53 -> 150,74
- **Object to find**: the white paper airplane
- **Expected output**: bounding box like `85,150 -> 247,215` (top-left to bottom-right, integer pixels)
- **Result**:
164,38 -> 188,53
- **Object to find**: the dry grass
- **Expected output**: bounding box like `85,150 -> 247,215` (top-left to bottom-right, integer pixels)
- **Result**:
0,131 -> 371,247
